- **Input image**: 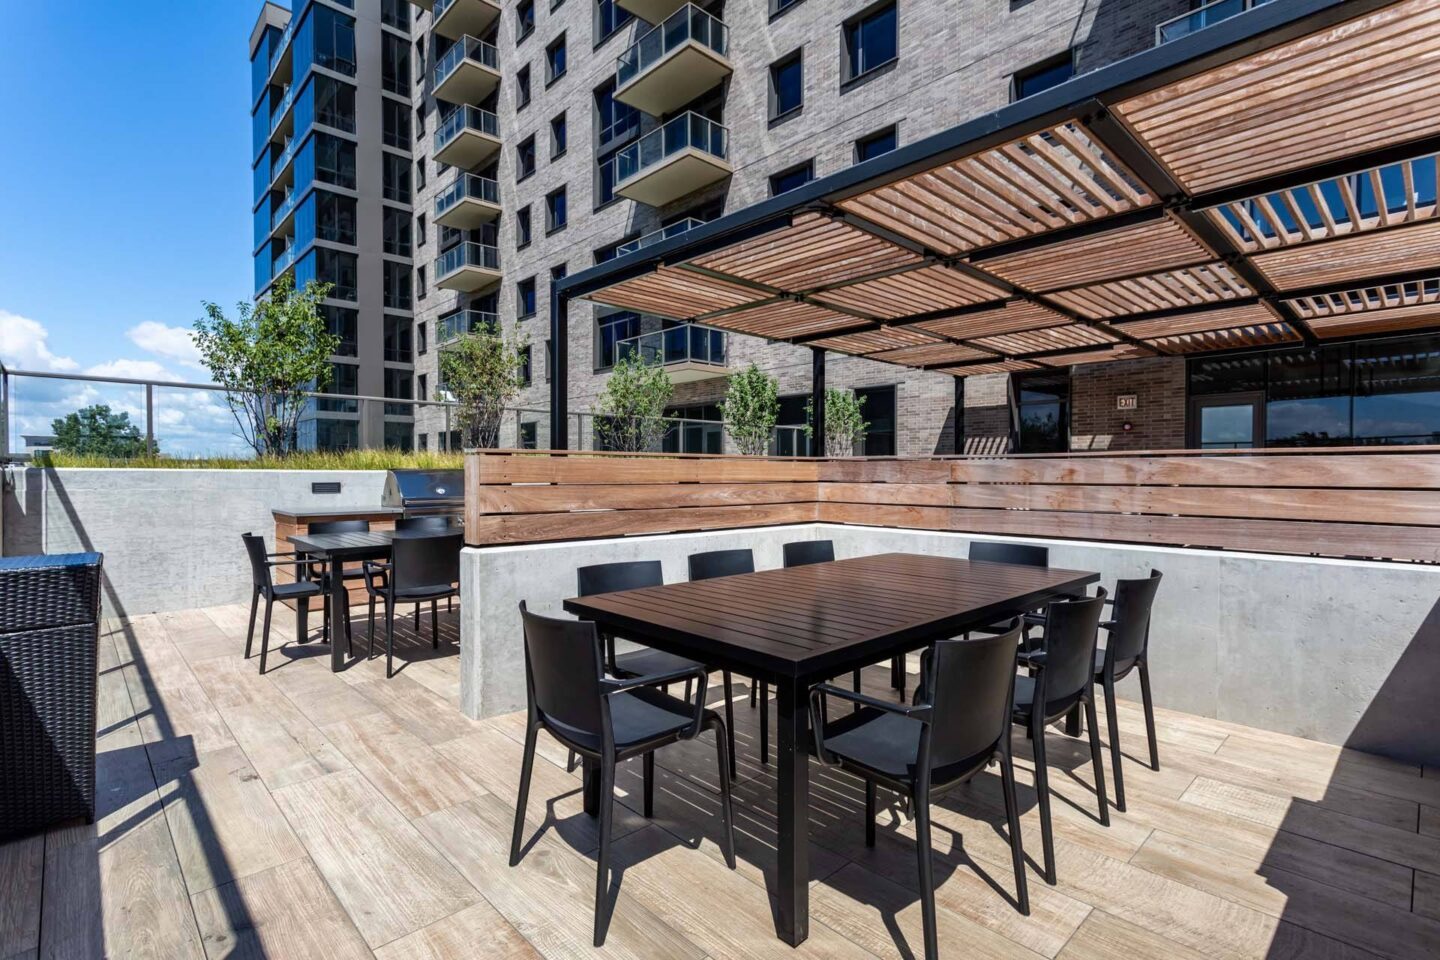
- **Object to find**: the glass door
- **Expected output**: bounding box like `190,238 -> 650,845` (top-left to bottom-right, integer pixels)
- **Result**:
1190,393 -> 1263,449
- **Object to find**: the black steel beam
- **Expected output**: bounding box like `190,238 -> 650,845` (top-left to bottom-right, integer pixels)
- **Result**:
549,284 -> 568,449
811,349 -> 826,456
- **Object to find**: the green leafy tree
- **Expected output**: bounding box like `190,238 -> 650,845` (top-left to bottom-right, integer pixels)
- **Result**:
720,363 -> 780,456
51,404 -> 150,458
594,352 -> 673,452
438,324 -> 528,448
805,388 -> 869,457
194,275 -> 339,457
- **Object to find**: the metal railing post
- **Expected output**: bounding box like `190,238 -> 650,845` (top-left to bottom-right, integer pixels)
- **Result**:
145,383 -> 155,455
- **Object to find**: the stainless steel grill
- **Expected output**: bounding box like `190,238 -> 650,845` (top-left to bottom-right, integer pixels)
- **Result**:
382,469 -> 464,518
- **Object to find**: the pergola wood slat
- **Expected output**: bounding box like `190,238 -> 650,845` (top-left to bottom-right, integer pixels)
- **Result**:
978,217 -> 1214,292
916,301 -> 1070,341
1252,218 -> 1440,290
1114,303 -> 1279,340
811,265 -> 1006,319
1045,262 -> 1254,318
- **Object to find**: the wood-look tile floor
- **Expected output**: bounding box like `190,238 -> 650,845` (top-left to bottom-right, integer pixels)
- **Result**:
2,603 -> 1438,959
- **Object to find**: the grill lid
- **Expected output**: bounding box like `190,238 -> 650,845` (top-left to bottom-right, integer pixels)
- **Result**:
382,469 -> 464,507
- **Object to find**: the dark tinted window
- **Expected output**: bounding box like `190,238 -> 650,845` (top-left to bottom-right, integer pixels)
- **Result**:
518,277 -> 537,317
769,160 -> 814,196
1014,371 -> 1068,452
855,125 -> 897,163
1014,52 -> 1074,100
855,385 -> 896,456
770,51 -> 803,118
843,3 -> 897,82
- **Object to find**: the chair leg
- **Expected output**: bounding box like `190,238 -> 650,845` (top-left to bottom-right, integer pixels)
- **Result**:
593,756 -> 616,947
722,671 -> 737,782
749,677 -> 757,707
1032,717 -> 1056,884
864,779 -> 877,848
1085,694 -> 1110,828
258,598 -> 274,675
642,751 -> 654,818
244,590 -> 259,659
567,750 -> 577,773
1102,677 -> 1126,813
386,603 -> 397,679
367,595 -> 377,659
414,602 -> 420,631
914,791 -> 939,960
892,655 -> 906,697
509,720 -> 539,866
431,599 -> 439,649
1139,661 -> 1160,771
712,719 -> 737,869
322,587 -> 330,645
759,683 -> 769,765
1000,750 -> 1030,916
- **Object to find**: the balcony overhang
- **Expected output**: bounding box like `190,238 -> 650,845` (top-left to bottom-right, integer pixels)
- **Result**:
433,0 -> 501,41
615,0 -> 688,23
614,42 -> 732,117
408,0 -> 435,10
437,263 -> 502,294
435,126 -> 501,168
615,149 -> 732,207
434,55 -> 501,104
664,361 -> 734,384
436,193 -> 501,229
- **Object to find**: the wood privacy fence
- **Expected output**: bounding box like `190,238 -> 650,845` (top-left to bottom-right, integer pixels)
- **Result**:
465,447 -> 1440,562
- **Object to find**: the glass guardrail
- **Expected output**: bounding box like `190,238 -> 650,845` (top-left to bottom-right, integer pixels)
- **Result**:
435,241 -> 500,277
438,310 -> 499,344
435,174 -> 500,217
272,243 -> 298,275
613,112 -> 728,184
271,189 -> 300,230
435,35 -> 499,88
268,83 -> 296,134
1156,0 -> 1273,44
435,106 -> 500,151
616,324 -> 727,367
269,136 -> 299,183
267,18 -> 296,76
616,218 -> 705,256
616,4 -> 728,88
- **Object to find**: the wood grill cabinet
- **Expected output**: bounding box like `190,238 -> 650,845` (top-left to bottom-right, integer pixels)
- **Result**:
0,552 -> 103,841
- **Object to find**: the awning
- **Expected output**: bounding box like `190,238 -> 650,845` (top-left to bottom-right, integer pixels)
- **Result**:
558,0 -> 1440,377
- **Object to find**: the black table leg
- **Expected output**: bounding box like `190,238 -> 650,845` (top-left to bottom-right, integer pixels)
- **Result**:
582,756 -> 600,816
775,675 -> 810,946
329,555 -> 348,672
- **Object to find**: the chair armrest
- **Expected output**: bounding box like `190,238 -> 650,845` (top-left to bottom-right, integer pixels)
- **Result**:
1022,612 -> 1046,626
1099,619 -> 1118,631
809,684 -> 932,766
1017,649 -> 1049,670
603,665 -> 709,739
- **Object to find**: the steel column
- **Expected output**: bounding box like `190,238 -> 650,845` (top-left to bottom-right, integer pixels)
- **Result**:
550,282 -> 569,450
810,348 -> 825,457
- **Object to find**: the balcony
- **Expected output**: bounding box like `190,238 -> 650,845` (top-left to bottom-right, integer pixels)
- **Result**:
1156,0 -> 1276,44
616,0 -> 689,23
435,241 -> 501,292
432,0 -> 501,41
616,217 -> 706,257
433,35 -> 500,105
434,105 -> 501,168
438,309 -> 499,345
406,0 -> 434,9
615,5 -> 731,117
435,173 -> 501,229
270,186 -> 301,234
613,112 -> 731,207
615,323 -> 730,383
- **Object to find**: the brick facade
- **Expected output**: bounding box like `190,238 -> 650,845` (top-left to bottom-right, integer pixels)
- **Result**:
1070,356 -> 1186,451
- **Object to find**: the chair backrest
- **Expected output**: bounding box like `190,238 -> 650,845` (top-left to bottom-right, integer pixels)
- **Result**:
576,560 -> 663,597
688,548 -> 754,581
969,540 -> 1048,568
390,533 -> 463,591
395,516 -> 453,532
783,540 -> 834,568
1036,589 -> 1107,720
925,621 -> 1022,785
1105,570 -> 1162,675
241,533 -> 272,589
519,602 -> 605,737
307,519 -> 371,535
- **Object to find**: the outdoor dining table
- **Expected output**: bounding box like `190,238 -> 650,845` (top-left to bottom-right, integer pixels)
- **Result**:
284,529 -> 454,672
563,551 -> 1099,948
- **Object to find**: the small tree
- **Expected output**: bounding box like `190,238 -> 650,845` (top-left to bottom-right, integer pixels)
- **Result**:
594,352 -> 673,452
720,363 -> 779,456
52,404 -> 150,458
438,325 -> 528,448
194,275 -> 338,457
805,388 -> 868,457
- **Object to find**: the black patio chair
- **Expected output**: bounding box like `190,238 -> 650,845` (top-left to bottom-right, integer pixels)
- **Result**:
811,621 -> 1031,959
241,533 -> 325,675
1094,569 -> 1163,812
393,516 -> 460,614
510,602 -> 735,947
363,532 -> 462,678
968,540 -> 1049,568
1012,589 -> 1109,885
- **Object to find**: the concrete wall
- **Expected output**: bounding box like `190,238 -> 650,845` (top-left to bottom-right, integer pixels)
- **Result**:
461,523 -> 1440,766
2,467 -> 387,617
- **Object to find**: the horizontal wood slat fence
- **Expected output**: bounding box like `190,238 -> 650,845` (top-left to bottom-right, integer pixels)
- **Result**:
465,447 -> 1440,562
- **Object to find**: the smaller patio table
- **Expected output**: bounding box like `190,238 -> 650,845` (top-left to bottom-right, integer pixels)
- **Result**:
564,551 -> 1099,948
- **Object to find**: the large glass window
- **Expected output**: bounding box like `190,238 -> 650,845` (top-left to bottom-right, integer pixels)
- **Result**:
855,385 -> 896,455
596,311 -> 639,369
382,33 -> 410,95
383,153 -> 411,202
314,133 -> 356,188
1265,345 -> 1352,446
773,395 -> 813,456
381,0 -> 409,29
383,261 -> 412,310
663,404 -> 723,454
320,305 -> 358,356
316,361 -> 358,412
596,0 -> 634,44
313,75 -> 356,132
769,50 -> 803,120
843,2 -> 897,83
316,248 -> 358,301
1353,336 -> 1440,444
384,315 -> 413,363
315,190 -> 357,244
595,78 -> 641,146
1014,371 -> 1069,453
383,368 -> 413,416
310,5 -> 357,76
382,206 -> 411,256
382,99 -> 410,148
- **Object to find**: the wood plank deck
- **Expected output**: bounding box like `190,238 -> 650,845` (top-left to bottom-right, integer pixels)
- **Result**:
1,602 -> 1436,959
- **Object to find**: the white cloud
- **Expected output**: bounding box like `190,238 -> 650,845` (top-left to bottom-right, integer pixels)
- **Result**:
127,321 -> 205,370
0,309 -> 78,372
84,358 -> 177,381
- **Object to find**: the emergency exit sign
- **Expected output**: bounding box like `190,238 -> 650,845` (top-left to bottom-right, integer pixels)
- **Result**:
1116,394 -> 1138,411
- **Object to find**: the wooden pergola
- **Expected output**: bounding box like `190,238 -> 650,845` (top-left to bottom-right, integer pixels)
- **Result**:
552,0 -> 1440,447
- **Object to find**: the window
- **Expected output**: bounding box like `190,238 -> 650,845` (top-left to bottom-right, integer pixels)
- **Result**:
383,262 -> 412,310
550,112 -> 567,159
854,386 -> 896,456
381,32 -> 410,94
1013,51 -> 1074,101
414,37 -> 426,79
416,213 -> 427,247
516,65 -> 532,110
843,2 -> 898,84
550,263 -> 568,284
596,311 -> 639,369
314,248 -> 358,300
769,50 -> 803,120
383,368 -> 413,417
418,373 -> 428,402
769,160 -> 814,196
546,186 -> 568,232
596,0 -> 633,44
381,0 -> 409,30
517,0 -> 535,42
414,104 -> 425,139
416,265 -> 426,300
516,205 -> 533,248
312,5 -> 358,76
546,34 -> 567,84
416,156 -> 426,189
315,190 -> 357,244
516,135 -> 536,180
417,322 -> 427,355
1013,371 -> 1069,453
313,75 -> 356,132
855,125 -> 897,163
517,277 -> 537,318
418,432 -> 429,451
382,206 -> 411,256
770,0 -> 805,16
519,345 -> 533,385
663,404 -> 723,453
382,98 -> 411,148
545,339 -> 553,383
314,133 -> 357,189
595,78 -> 641,146
519,421 -> 538,449
383,315 -> 413,363
316,361 -> 358,412
382,153 -> 411,202
320,305 -> 358,357
594,234 -> 637,264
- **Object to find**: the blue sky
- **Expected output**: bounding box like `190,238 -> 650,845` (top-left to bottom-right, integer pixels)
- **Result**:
0,2 -> 269,452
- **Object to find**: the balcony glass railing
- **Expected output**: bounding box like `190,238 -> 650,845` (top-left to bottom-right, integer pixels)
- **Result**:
616,324 -> 727,367
267,17 -> 296,76
435,174 -> 500,218
271,188 -> 300,230
435,241 -> 500,277
616,4 -> 728,89
438,309 -> 499,345
1155,0 -> 1275,44
617,218 -> 705,257
269,83 -> 296,134
435,106 -> 500,152
269,135 -> 299,183
435,35 -> 499,88
613,112 -> 728,185
272,242 -> 298,276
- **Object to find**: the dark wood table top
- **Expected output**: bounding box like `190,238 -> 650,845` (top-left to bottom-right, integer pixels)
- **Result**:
285,529 -> 455,557
564,552 -> 1099,681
